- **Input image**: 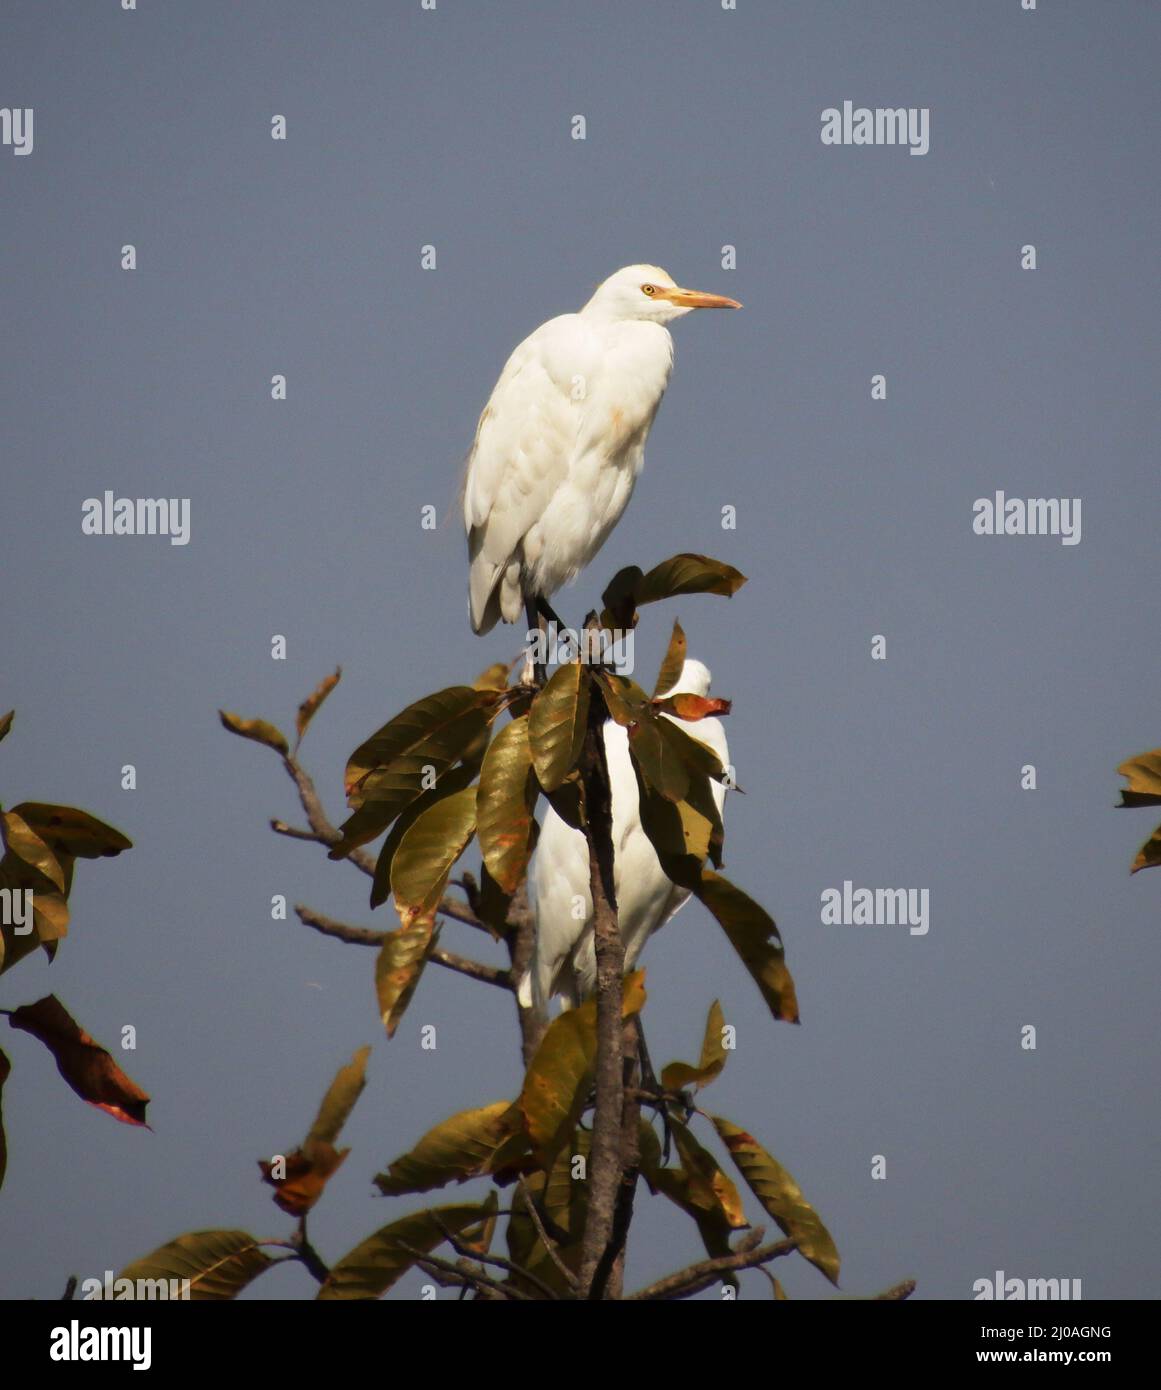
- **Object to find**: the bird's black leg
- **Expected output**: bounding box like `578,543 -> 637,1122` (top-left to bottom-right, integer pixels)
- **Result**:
523,594 -> 547,686
636,1021 -> 678,1164
535,594 -> 566,632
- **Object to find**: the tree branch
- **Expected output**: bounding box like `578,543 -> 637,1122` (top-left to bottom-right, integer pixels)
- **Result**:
278,753 -> 377,877
576,678 -> 626,1298
625,1237 -> 797,1301
295,905 -> 510,986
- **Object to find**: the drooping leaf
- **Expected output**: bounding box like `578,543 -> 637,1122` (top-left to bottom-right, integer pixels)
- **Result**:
595,670 -> 651,728
653,619 -> 687,697
477,716 -> 538,893
375,920 -> 435,1038
370,764 -> 478,909
319,1202 -> 490,1300
635,554 -> 747,606
389,786 -> 478,924
669,1116 -> 748,1230
634,767 -> 718,880
695,871 -> 799,1024
519,972 -> 645,1168
628,713 -> 690,803
295,667 -> 341,745
0,848 -> 71,976
374,1100 -> 516,1196
344,686 -> 495,806
218,711 -> 289,756
2,810 -> 66,890
9,803 -> 132,860
118,1231 -> 274,1300
529,662 -> 590,792
661,1000 -> 729,1092
710,1116 -> 841,1286
0,710 -> 13,744
7,995 -> 150,1125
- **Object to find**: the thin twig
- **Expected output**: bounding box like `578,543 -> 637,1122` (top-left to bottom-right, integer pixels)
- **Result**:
296,905 -> 385,946
295,906 -> 509,986
515,1177 -> 579,1291
278,754 -> 377,877
430,947 -> 511,989
291,1216 -> 330,1285
431,1216 -> 558,1300
397,1243 -> 528,1301
625,1238 -> 797,1301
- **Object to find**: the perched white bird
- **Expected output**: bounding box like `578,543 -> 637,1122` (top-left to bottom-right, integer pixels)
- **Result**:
520,659 -> 730,1014
464,266 -> 741,634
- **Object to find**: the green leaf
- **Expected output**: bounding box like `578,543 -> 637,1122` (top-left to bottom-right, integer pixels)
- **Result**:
654,619 -> 688,697
375,921 -> 435,1038
710,1116 -> 840,1286
218,711 -> 289,756
344,686 -> 495,807
477,715 -> 539,893
2,811 -> 66,891
308,1045 -> 371,1149
370,763 -> 478,909
118,1231 -> 274,1300
9,803 -> 132,860
594,671 -> 650,729
319,1203 -> 490,1300
695,871 -> 799,1024
628,713 -> 690,803
374,1101 -> 516,1196
669,1116 -> 748,1230
519,973 -> 646,1168
529,662 -> 590,792
661,1000 -> 729,1092
389,786 -> 478,923
635,554 -> 747,605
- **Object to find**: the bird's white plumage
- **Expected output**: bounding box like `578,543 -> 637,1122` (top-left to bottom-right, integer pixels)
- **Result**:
521,659 -> 730,1014
464,265 -> 739,633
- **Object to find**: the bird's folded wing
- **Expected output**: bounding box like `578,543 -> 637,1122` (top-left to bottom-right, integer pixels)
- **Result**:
463,315 -> 592,569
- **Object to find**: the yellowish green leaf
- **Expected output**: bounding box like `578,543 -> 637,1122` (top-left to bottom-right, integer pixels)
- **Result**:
711,1115 -> 840,1285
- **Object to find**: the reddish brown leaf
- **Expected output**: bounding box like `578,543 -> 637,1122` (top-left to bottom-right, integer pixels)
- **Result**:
7,995 -> 150,1126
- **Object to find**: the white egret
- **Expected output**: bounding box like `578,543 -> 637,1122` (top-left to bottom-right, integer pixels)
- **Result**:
463,266 -> 741,635
520,658 -> 730,1015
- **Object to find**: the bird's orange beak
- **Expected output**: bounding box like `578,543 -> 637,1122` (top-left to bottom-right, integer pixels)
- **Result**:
659,286 -> 742,310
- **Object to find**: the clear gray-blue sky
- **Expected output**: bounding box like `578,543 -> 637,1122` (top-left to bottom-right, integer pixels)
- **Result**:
1,0 -> 1158,1300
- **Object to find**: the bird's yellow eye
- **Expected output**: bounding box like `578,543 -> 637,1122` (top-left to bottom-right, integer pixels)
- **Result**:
641,284 -> 656,296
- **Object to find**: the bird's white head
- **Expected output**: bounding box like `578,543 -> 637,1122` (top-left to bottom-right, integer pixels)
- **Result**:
581,265 -> 742,325
658,658 -> 714,700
